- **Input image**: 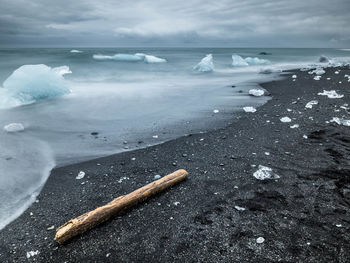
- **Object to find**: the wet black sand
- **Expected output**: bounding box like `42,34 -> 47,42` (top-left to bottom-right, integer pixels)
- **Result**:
1,67 -> 350,262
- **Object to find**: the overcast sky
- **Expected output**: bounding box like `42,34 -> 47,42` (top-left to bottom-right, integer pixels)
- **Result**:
0,0 -> 349,47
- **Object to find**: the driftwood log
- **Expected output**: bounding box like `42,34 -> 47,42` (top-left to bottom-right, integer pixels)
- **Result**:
54,169 -> 189,244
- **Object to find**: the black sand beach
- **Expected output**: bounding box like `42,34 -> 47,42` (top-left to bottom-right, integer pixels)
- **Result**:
1,67 -> 350,262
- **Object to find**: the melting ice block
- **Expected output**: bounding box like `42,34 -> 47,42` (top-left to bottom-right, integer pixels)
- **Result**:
243,106 -> 256,113
318,90 -> 344,99
193,54 -> 214,72
280,117 -> 292,123
248,89 -> 264,97
1,64 -> 71,108
232,54 -> 249,67
253,165 -> 280,180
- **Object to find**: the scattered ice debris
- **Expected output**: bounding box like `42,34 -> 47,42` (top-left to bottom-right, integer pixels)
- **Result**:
154,174 -> 161,180
234,205 -> 246,211
243,106 -> 256,113
152,135 -> 158,139
256,237 -> 265,244
213,109 -> 219,113
253,165 -> 280,180
319,55 -> 329,63
313,76 -> 321,81
318,90 -> 344,99
3,122 -> 24,133
248,89 -> 264,97
292,75 -> 297,79
330,117 -> 350,126
309,68 -> 325,75
290,124 -> 299,129
70,49 -> 83,53
76,171 -> 85,180
118,176 -> 128,183
303,135 -> 308,139
173,201 -> 180,206
47,225 -> 55,230
193,54 -> 214,72
280,117 -> 291,123
340,104 -> 349,110
305,100 -> 318,109
26,251 -> 39,259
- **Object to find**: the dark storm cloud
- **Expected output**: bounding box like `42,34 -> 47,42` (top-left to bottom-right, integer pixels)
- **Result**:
0,0 -> 349,47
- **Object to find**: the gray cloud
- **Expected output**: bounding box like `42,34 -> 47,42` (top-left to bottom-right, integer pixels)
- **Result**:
0,0 -> 349,47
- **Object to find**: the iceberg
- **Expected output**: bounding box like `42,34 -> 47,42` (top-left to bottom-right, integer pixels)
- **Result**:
249,89 -> 264,97
141,54 -> 167,63
70,49 -> 83,53
1,64 -> 71,108
231,54 -> 248,67
193,54 -> 214,72
93,54 -> 143,62
253,165 -> 280,180
244,57 -> 270,65
3,123 -> 25,133
318,90 -> 344,99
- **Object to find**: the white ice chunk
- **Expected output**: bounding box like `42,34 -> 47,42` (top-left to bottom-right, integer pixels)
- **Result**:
290,124 -> 299,129
76,171 -> 85,180
292,75 -> 297,79
256,237 -> 265,244
135,53 -> 167,63
70,49 -> 83,53
231,54 -> 249,67
1,64 -> 71,108
280,117 -> 291,123
318,90 -> 344,99
3,123 -> 24,133
234,205 -> 246,211
248,89 -> 264,97
309,68 -> 325,75
154,175 -> 161,180
330,117 -> 350,126
313,76 -> 321,80
26,251 -> 39,259
213,109 -> 219,113
253,165 -> 280,180
243,106 -> 256,113
193,54 -> 214,72
305,100 -> 318,109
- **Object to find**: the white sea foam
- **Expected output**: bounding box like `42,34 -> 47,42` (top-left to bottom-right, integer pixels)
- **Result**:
70,49 -> 83,53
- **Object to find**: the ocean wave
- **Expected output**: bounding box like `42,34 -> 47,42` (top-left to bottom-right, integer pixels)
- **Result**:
0,64 -> 71,109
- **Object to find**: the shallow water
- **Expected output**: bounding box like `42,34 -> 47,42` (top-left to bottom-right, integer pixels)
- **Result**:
0,47 -> 349,229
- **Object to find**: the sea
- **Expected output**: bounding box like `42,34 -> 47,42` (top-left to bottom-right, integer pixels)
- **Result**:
0,47 -> 349,229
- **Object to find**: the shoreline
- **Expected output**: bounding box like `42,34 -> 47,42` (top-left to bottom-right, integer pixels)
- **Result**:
1,66 -> 350,262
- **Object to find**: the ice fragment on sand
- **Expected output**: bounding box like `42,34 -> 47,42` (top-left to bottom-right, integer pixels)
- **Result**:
256,237 -> 265,244
248,89 -> 264,97
290,124 -> 299,129
318,90 -> 344,99
243,106 -> 256,113
76,171 -> 85,180
303,135 -> 308,139
313,76 -> 321,80
280,117 -> 291,123
309,68 -> 325,75
193,54 -> 214,72
173,202 -> 180,206
26,251 -> 39,259
154,175 -> 161,180
305,100 -> 318,109
234,205 -> 246,211
292,75 -> 297,79
253,165 -> 280,180
47,225 -> 55,230
330,117 -> 350,126
3,123 -> 24,132
335,71 -> 339,74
